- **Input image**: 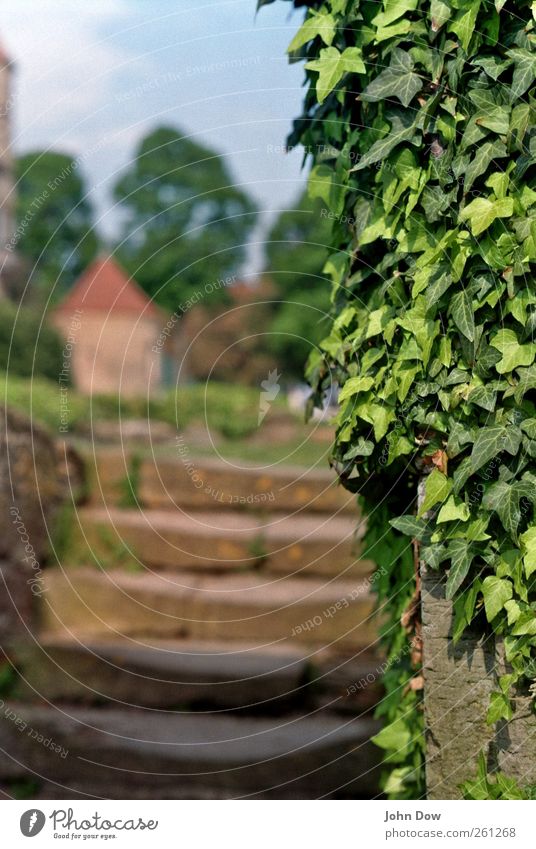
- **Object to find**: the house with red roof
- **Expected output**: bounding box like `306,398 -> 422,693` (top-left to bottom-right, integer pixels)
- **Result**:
51,256 -> 164,397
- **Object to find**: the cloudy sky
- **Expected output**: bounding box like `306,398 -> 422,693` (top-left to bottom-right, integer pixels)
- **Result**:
1,0 -> 308,263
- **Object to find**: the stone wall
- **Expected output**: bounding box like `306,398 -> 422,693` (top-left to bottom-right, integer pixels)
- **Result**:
0,407 -> 68,652
421,564 -> 536,799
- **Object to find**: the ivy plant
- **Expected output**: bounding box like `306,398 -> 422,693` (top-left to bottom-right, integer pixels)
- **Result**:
262,0 -> 536,798
461,753 -> 536,799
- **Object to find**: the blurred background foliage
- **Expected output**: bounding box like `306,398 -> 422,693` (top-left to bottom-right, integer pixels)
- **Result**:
113,126 -> 257,312
15,151 -> 98,295
0,300 -> 64,381
13,126 -> 330,385
263,192 -> 331,377
0,373 -> 283,438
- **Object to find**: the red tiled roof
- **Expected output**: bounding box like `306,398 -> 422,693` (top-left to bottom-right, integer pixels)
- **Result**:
55,256 -> 159,318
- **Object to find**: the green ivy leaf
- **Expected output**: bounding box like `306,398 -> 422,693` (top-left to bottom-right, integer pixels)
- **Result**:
464,139 -> 507,193
507,48 -> 536,101
383,766 -> 417,796
511,611 -> 536,636
371,715 -> 412,753
305,46 -> 366,103
339,375 -> 375,401
482,575 -> 513,621
361,48 -> 423,108
374,0 -> 419,28
470,426 -> 508,474
390,514 -> 429,539
421,542 -> 448,569
343,437 -> 375,459
449,0 -> 481,50
419,468 -> 452,515
351,111 -> 419,171
504,599 -> 522,624
437,494 -> 471,523
375,17 -> 412,43
460,197 -> 514,236
520,527 -> 536,579
490,329 -> 536,374
387,431 -> 414,463
468,384 -> 498,412
308,164 -> 346,218
472,56 -> 512,81
446,538 -> 473,598
487,690 -> 514,724
482,480 -> 535,538
515,363 -> 536,403
430,0 -> 451,30
287,10 -> 336,53
323,251 -> 348,285
465,516 -> 491,542
450,290 -> 475,341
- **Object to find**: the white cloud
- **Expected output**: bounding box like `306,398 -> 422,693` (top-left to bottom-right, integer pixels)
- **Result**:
0,0 -> 308,249
2,0 -> 133,153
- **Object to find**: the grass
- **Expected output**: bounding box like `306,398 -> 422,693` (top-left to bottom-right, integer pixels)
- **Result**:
194,435 -> 331,468
0,373 -> 288,440
1,373 -> 334,469
118,453 -> 143,507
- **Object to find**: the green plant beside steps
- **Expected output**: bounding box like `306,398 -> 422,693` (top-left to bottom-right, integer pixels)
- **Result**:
262,0 -> 536,798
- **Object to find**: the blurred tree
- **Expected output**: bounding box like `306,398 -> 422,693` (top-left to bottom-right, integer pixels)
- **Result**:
15,152 -> 98,295
0,299 -> 64,380
263,192 -> 331,378
113,126 -> 257,311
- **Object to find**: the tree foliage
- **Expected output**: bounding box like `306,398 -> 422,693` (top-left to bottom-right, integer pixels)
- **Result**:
0,300 -> 64,381
263,192 -> 332,377
15,151 -> 98,294
269,0 -> 536,798
113,126 -> 257,312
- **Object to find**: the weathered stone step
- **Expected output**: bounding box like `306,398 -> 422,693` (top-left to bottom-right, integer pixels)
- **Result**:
85,448 -> 357,515
42,568 -> 378,651
0,703 -> 380,798
14,635 -> 382,714
73,506 -> 371,579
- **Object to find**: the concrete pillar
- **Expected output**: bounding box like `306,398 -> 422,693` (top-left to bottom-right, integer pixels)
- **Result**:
421,565 -> 536,798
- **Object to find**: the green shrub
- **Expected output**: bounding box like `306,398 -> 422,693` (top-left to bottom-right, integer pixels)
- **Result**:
0,301 -> 64,381
0,373 -> 87,430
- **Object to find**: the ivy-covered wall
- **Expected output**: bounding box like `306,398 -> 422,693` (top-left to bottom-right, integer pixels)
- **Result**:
263,0 -> 536,798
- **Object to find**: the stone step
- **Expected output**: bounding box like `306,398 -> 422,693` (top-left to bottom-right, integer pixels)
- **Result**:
41,568 -> 378,652
72,506 -> 371,579
13,635 -> 382,714
0,702 -> 381,798
85,448 -> 357,515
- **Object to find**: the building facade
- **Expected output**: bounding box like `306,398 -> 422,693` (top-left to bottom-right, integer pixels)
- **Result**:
51,256 -> 164,397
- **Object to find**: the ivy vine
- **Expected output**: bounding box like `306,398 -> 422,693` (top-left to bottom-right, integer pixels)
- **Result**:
262,0 -> 536,797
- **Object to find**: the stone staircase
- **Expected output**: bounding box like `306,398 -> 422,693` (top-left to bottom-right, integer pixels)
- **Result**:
3,446 -> 384,799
